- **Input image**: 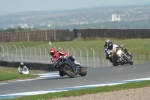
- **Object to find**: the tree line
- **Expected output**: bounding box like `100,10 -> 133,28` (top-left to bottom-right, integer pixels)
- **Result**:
0,27 -> 39,33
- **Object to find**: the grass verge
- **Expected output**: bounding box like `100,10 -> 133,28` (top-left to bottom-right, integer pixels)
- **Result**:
5,80 -> 150,100
0,66 -> 40,82
0,38 -> 150,54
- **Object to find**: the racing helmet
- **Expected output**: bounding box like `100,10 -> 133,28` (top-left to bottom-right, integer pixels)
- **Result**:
105,39 -> 110,44
49,48 -> 57,55
58,47 -> 62,50
20,62 -> 24,65
20,62 -> 24,68
108,42 -> 113,50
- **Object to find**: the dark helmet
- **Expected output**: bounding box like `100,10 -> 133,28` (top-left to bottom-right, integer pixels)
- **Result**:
49,48 -> 57,55
108,42 -> 113,50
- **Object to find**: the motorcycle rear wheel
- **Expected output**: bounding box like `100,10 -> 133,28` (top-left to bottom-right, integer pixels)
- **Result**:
79,69 -> 87,76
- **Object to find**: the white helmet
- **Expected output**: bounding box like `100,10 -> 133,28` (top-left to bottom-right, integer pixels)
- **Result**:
105,39 -> 110,43
20,62 -> 24,65
58,47 -> 61,50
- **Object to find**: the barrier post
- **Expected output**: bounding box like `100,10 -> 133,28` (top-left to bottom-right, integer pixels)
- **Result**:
137,52 -> 140,64
100,50 -> 103,67
147,52 -> 150,63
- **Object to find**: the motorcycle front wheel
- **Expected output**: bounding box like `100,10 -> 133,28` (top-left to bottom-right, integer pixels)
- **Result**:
123,56 -> 133,65
112,57 -> 117,66
62,64 -> 76,78
59,71 -> 65,77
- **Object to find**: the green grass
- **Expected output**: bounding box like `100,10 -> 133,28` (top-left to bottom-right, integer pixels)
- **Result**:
0,66 -> 40,81
5,80 -> 150,100
0,38 -> 150,54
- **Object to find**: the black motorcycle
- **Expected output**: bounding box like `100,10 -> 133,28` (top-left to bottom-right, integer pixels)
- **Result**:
111,46 -> 133,66
53,56 -> 87,78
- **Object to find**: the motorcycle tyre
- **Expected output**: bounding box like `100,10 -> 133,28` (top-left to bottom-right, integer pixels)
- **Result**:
79,69 -> 87,76
112,57 -> 117,66
59,71 -> 65,77
121,62 -> 124,65
129,61 -> 134,65
62,65 -> 76,78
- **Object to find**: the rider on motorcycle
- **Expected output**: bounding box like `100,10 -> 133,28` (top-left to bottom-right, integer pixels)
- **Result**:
18,62 -> 28,73
104,39 -> 115,62
104,39 -> 132,62
49,48 -> 80,69
104,39 -> 110,55
106,41 -> 119,62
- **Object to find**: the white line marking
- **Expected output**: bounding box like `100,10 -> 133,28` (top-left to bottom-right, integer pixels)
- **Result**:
0,77 -> 150,99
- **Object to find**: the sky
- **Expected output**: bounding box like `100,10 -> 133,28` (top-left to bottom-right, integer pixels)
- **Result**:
0,0 -> 150,14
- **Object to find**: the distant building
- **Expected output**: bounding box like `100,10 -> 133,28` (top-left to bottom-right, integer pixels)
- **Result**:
20,23 -> 28,28
112,14 -> 121,21
47,24 -> 52,27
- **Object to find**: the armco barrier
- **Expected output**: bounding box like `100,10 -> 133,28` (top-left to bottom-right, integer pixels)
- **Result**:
0,61 -> 55,71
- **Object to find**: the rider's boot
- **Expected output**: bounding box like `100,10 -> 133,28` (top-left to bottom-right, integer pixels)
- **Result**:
109,57 -> 113,63
74,60 -> 80,65
53,65 -> 58,70
77,65 -> 83,69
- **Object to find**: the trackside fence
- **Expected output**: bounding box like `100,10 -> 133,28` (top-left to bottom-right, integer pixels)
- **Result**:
0,45 -> 150,68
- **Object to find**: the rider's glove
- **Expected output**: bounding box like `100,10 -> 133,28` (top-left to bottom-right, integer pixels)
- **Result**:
104,49 -> 108,54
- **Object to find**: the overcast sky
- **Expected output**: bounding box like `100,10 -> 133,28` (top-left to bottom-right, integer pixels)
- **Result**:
0,0 -> 150,14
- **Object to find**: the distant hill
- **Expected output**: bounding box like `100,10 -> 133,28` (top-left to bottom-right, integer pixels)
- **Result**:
0,5 -> 150,30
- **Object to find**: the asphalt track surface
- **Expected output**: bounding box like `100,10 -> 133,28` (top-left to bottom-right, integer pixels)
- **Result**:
0,63 -> 150,96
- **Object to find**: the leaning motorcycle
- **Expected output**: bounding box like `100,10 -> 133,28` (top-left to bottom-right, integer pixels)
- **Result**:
111,46 -> 133,66
18,66 -> 29,74
53,56 -> 87,78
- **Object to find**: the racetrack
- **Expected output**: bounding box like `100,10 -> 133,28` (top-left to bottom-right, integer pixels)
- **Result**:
0,63 -> 150,99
